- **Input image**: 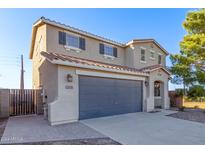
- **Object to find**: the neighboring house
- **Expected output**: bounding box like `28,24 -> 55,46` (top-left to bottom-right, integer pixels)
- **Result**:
30,17 -> 171,125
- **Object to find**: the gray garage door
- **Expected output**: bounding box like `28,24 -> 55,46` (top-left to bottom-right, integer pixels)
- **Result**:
79,76 -> 143,120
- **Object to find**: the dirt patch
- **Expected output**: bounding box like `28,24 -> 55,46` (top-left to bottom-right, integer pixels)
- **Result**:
183,102 -> 205,109
0,118 -> 8,140
2,138 -> 120,145
168,109 -> 205,123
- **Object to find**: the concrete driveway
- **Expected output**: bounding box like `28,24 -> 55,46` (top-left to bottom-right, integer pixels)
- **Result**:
81,111 -> 205,145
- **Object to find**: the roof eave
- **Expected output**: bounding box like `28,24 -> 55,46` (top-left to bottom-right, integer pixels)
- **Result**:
41,18 -> 125,47
126,39 -> 169,55
45,58 -> 149,77
145,67 -> 171,75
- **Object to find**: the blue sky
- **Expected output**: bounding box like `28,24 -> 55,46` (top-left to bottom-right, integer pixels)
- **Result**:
0,8 -> 193,89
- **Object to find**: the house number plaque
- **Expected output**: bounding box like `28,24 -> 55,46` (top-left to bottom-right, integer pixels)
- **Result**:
65,85 -> 73,89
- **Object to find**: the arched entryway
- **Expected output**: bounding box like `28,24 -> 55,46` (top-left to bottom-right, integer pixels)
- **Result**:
154,80 -> 164,109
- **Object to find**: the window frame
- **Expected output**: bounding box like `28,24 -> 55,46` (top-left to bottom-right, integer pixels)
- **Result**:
150,50 -> 155,60
140,47 -> 146,63
104,44 -> 114,57
154,81 -> 161,97
158,54 -> 162,64
66,33 -> 80,49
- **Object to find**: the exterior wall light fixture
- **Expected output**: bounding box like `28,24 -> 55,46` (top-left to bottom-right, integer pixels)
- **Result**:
67,74 -> 73,82
145,81 -> 149,87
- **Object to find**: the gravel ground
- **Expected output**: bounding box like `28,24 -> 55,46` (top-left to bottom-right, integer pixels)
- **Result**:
2,138 -> 120,145
168,108 -> 205,123
0,118 -> 8,140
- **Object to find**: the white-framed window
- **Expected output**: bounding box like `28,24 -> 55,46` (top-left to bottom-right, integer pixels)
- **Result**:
66,34 -> 79,48
104,44 -> 114,56
150,50 -> 155,59
158,54 -> 162,64
141,48 -> 146,61
154,81 -> 161,97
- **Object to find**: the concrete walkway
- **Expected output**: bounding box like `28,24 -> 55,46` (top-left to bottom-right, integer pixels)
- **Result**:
0,115 -> 105,144
82,111 -> 205,145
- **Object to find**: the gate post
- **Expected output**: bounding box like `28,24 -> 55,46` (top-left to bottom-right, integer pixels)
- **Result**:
36,89 -> 44,115
0,89 -> 10,118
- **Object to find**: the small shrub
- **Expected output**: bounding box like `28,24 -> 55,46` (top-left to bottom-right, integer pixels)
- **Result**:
187,85 -> 205,101
178,106 -> 185,112
194,105 -> 199,109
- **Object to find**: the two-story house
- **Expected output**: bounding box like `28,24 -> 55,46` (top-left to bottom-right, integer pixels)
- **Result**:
30,17 -> 170,125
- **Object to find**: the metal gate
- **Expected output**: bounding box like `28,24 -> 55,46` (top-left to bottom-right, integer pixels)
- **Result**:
9,89 -> 43,116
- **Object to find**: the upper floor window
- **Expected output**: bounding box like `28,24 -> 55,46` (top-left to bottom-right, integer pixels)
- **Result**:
58,31 -> 85,50
150,50 -> 155,59
99,43 -> 117,58
66,34 -> 79,48
104,45 -> 114,56
141,48 -> 145,61
158,54 -> 162,64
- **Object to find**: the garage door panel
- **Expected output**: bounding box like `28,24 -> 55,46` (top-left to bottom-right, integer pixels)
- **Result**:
79,76 -> 142,120
115,79 -> 141,88
80,86 -> 115,95
80,76 -> 114,86
80,94 -> 113,102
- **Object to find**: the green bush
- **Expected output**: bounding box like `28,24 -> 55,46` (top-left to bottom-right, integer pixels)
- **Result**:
187,85 -> 205,101
175,89 -> 184,97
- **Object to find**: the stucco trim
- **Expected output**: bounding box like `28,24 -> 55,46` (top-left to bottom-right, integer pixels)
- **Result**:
126,39 -> 169,55
147,67 -> 171,75
46,59 -> 149,77
76,69 -> 146,81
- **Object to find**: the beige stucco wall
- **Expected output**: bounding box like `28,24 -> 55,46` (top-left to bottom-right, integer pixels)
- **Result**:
32,24 -> 47,89
124,44 -> 135,68
39,60 -> 58,103
125,42 -> 166,69
46,24 -> 125,65
31,24 -> 59,105
48,66 -> 79,125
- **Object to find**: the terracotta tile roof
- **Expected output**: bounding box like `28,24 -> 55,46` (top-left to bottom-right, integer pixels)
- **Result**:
140,64 -> 171,74
140,64 -> 163,71
41,51 -> 148,75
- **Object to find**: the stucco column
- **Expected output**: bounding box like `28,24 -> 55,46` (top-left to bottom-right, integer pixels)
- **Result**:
142,80 -> 147,112
48,66 -> 79,125
163,80 -> 170,109
145,77 -> 155,112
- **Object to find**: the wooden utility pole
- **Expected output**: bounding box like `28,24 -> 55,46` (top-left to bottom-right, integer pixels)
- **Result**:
20,54 -> 24,89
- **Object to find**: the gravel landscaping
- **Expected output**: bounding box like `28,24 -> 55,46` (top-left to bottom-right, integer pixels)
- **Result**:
168,108 -> 205,123
0,118 -> 8,140
4,137 -> 120,145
